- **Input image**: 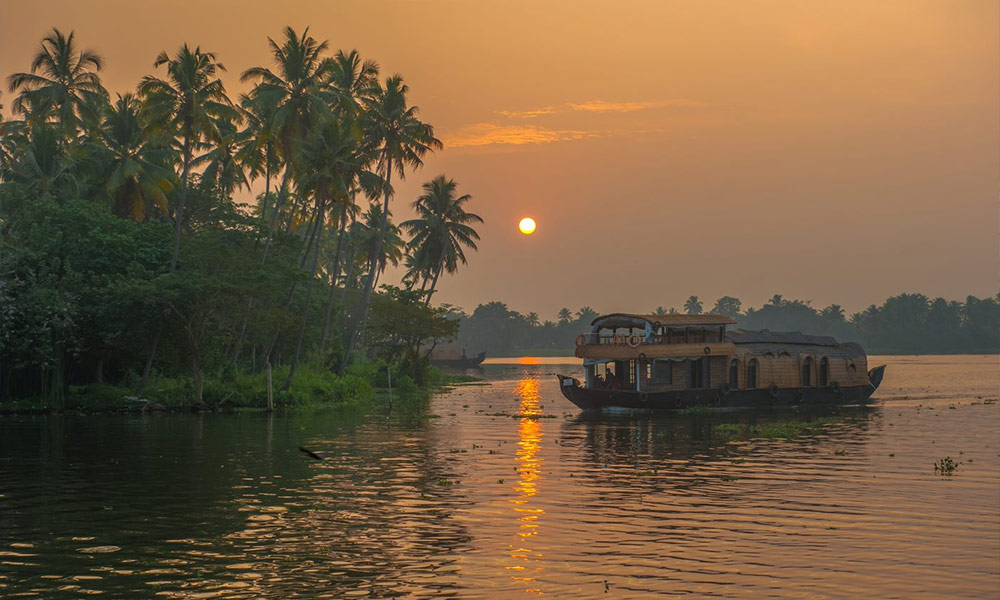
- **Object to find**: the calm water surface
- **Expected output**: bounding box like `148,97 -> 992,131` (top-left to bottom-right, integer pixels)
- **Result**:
1,355 -> 998,598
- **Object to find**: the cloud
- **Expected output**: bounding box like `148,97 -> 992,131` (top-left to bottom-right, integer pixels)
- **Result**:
442,123 -> 599,148
569,99 -> 705,113
496,107 -> 557,119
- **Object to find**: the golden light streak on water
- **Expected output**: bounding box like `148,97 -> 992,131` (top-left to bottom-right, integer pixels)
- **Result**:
508,378 -> 545,594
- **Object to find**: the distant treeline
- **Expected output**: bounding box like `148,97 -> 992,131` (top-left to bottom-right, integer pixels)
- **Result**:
450,293 -> 1000,356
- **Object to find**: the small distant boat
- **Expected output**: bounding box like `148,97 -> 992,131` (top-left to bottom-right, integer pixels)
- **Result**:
430,347 -> 486,369
558,313 -> 885,410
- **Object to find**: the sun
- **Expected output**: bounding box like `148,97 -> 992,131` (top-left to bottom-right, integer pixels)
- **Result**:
518,217 -> 536,235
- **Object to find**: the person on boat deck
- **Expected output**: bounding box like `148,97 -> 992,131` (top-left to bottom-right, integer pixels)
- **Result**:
606,367 -> 620,390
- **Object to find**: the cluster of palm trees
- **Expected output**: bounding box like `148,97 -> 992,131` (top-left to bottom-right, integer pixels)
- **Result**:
1,27 -> 482,396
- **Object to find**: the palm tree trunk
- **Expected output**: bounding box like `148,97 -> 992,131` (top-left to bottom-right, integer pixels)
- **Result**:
340,157 -> 391,374
319,206 -> 348,354
282,199 -> 327,390
170,132 -> 192,271
140,130 -> 191,394
261,163 -> 294,264
425,253 -> 446,305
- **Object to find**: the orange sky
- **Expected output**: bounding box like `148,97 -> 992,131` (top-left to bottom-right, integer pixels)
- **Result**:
2,0 -> 997,318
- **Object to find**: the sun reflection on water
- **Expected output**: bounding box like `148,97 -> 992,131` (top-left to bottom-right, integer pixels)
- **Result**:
508,377 -> 545,594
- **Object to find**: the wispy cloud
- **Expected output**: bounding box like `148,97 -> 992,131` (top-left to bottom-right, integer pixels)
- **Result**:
569,99 -> 705,113
443,123 -> 599,148
496,107 -> 557,119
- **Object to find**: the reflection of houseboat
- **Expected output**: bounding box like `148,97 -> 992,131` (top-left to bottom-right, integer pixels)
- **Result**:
557,313 -> 885,410
429,345 -> 486,369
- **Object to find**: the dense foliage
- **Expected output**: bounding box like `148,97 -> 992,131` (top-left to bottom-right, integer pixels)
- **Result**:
452,293 -> 1000,356
0,28 -> 481,407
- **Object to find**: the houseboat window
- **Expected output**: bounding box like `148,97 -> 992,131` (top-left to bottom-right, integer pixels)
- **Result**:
652,360 -> 673,384
689,358 -> 705,389
802,357 -> 813,387
729,359 -> 739,388
819,357 -> 829,387
747,359 -> 758,388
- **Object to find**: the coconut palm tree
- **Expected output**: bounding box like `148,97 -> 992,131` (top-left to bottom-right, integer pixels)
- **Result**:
341,75 -> 440,372
684,295 -> 703,315
281,114 -> 372,389
193,113 -> 251,198
240,27 -> 336,261
138,44 -> 236,271
401,175 -> 482,305
96,93 -> 176,221
3,122 -> 79,202
326,49 -> 379,118
355,202 -> 406,289
7,28 -> 108,137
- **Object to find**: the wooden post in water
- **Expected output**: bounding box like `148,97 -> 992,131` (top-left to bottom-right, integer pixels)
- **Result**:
266,360 -> 274,413
387,364 -> 393,414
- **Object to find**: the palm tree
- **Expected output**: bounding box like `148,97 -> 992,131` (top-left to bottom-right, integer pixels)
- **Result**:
654,306 -> 668,316
96,93 -> 176,221
138,44 -> 236,271
281,114 -> 371,389
3,122 -> 79,201
241,27 -> 336,261
7,28 -> 108,137
684,295 -> 703,315
557,308 -> 573,324
342,75 -> 441,372
356,202 -> 405,289
193,113 -> 251,197
401,175 -> 481,304
326,49 -> 379,118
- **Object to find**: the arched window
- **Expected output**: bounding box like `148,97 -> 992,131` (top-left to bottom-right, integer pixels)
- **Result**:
802,357 -> 813,387
729,359 -> 739,388
747,359 -> 758,389
819,357 -> 829,387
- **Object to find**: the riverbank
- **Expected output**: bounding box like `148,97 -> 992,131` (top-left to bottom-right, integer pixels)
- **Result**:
0,364 -> 481,415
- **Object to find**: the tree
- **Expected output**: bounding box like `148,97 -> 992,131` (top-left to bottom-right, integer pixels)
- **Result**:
138,44 -> 236,271
342,75 -> 441,373
7,28 -> 108,137
401,175 -> 482,304
241,27 -> 335,262
96,93 -> 176,221
711,296 -> 742,318
281,114 -> 371,389
557,308 -> 573,324
684,295 -> 703,315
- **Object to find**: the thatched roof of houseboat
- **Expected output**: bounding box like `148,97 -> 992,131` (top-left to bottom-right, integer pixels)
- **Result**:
727,330 -> 838,346
591,313 -> 737,329
728,330 -> 866,359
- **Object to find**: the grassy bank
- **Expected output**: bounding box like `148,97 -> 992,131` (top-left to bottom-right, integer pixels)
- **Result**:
0,363 -> 480,414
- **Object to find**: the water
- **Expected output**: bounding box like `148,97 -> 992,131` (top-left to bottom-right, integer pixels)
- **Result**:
1,355 -> 997,598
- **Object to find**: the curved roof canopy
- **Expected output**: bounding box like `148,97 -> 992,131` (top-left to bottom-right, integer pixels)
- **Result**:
591,313 -> 737,329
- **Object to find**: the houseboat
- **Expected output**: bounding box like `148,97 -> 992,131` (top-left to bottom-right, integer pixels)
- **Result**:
557,313 -> 885,410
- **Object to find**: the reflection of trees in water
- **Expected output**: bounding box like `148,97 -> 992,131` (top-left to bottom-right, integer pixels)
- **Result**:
562,406 -> 880,503
505,378 -> 545,595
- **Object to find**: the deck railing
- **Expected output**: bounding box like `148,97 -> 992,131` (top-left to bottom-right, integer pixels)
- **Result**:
580,328 -> 727,346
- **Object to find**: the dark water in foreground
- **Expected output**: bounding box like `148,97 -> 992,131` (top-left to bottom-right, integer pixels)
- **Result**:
1,355 -> 998,599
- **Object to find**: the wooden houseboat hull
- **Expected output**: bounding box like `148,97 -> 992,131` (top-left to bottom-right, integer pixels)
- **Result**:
558,372 -> 882,411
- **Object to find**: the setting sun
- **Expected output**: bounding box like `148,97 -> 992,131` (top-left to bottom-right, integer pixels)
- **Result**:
518,217 -> 536,235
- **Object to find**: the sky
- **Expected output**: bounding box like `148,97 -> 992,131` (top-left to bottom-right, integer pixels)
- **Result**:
2,0 -> 997,319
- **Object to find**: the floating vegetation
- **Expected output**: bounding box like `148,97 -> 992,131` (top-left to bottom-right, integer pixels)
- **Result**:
484,412 -> 558,419
934,456 -> 961,475
714,417 -> 842,441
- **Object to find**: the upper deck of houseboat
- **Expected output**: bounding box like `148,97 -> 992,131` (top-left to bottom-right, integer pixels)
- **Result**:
575,313 -> 738,359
